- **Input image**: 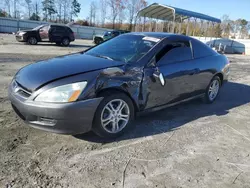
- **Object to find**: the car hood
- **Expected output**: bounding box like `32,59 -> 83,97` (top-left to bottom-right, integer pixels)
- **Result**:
94,35 -> 104,38
16,29 -> 34,34
15,53 -> 125,91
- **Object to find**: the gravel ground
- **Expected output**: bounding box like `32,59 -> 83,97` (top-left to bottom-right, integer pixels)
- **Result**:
0,34 -> 250,188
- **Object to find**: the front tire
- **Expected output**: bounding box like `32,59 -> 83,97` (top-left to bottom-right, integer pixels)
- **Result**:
204,76 -> 221,103
92,92 -> 135,138
27,37 -> 37,45
94,38 -> 103,45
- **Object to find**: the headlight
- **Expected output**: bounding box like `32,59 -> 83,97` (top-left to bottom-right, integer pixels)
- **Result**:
35,81 -> 87,103
19,32 -> 26,35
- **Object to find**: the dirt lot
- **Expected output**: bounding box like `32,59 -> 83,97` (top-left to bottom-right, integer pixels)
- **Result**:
0,34 -> 250,188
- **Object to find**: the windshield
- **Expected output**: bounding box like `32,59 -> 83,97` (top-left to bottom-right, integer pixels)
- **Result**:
104,31 -> 112,36
85,35 -> 159,63
32,25 -> 44,30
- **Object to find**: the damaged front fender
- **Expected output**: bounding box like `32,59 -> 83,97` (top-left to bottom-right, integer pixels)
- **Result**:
80,64 -> 144,111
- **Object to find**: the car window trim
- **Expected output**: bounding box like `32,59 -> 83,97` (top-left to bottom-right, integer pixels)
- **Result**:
155,39 -> 193,66
189,40 -> 194,59
40,25 -> 50,31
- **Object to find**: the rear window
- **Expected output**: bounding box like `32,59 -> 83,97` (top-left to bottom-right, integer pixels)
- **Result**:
156,41 -> 192,65
66,27 -> 73,33
192,39 -> 217,58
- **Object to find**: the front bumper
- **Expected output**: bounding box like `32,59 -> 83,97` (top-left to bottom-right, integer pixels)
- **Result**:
223,64 -> 230,83
8,86 -> 103,135
15,35 -> 26,42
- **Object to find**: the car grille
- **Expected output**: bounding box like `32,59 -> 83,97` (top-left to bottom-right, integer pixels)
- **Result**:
12,80 -> 32,99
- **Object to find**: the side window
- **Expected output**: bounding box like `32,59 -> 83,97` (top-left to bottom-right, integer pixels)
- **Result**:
113,31 -> 119,36
55,26 -> 66,33
156,41 -> 193,65
105,31 -> 112,36
40,25 -> 49,32
191,39 -> 216,58
66,27 -> 73,33
50,26 -> 56,33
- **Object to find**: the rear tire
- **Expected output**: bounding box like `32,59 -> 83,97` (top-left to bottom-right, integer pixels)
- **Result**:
203,76 -> 221,104
92,92 -> 135,138
61,37 -> 70,47
27,37 -> 37,45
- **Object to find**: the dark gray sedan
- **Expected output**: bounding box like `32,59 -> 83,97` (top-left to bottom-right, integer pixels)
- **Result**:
8,33 -> 230,138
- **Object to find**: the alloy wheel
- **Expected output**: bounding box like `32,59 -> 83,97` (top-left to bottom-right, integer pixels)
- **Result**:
208,79 -> 220,101
29,37 -> 37,45
62,38 -> 69,46
101,99 -> 130,133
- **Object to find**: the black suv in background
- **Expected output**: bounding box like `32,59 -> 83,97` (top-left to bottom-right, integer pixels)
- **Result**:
15,24 -> 75,46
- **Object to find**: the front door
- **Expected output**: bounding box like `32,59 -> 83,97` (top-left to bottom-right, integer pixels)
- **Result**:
143,40 -> 200,109
39,25 -> 49,41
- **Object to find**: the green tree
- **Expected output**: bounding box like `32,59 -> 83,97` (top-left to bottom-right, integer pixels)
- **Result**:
108,0 -> 126,29
221,14 -> 233,38
42,0 -> 57,21
71,0 -> 81,20
30,13 -> 40,20
223,23 -> 233,38
214,24 -> 222,38
24,0 -> 32,18
127,0 -> 147,31
240,19 -> 248,27
0,9 -> 8,17
75,19 -> 89,26
237,19 -> 248,38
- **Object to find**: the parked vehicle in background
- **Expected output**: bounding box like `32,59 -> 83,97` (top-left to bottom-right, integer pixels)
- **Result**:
206,39 -> 245,54
93,30 -> 129,44
15,24 -> 75,46
9,33 -> 230,138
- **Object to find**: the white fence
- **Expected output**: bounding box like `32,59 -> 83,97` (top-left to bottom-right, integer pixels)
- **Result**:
0,17 -> 112,39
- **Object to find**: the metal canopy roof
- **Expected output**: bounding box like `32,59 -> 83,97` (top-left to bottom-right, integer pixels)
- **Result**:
137,3 -> 221,23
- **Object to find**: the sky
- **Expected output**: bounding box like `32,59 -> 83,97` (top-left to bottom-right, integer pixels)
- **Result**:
78,0 -> 249,21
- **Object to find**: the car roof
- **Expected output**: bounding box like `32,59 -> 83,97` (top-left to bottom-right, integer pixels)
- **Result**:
50,24 -> 68,28
125,32 -> 191,39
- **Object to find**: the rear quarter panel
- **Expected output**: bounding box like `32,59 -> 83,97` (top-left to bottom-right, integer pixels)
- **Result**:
195,54 -> 228,91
